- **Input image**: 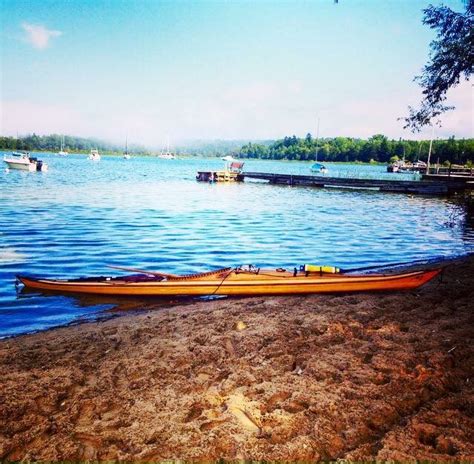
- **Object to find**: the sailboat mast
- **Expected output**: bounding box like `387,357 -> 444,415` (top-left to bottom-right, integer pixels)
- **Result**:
314,117 -> 320,162
426,124 -> 435,174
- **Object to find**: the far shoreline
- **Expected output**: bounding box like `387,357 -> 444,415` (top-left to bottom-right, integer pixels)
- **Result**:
2,149 -> 393,165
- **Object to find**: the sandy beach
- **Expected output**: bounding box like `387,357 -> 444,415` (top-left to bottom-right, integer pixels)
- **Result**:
1,258 -> 473,461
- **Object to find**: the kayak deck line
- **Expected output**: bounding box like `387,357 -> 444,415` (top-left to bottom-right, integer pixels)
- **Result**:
20,269 -> 436,285
16,267 -> 442,296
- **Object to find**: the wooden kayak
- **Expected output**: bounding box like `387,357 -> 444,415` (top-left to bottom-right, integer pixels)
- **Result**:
17,265 -> 442,296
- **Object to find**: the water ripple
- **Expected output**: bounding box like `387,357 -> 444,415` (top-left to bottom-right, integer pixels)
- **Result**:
1,153 -> 473,337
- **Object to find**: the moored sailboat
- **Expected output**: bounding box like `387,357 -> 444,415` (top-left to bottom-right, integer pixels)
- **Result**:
158,137 -> 176,159
310,118 -> 328,174
57,135 -> 68,156
123,137 -> 131,159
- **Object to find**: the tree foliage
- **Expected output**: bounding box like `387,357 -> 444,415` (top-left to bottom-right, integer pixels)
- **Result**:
0,134 -> 147,154
404,1 -> 474,131
237,134 -> 474,165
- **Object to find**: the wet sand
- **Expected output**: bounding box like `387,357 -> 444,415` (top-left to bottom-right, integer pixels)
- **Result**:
1,259 -> 473,461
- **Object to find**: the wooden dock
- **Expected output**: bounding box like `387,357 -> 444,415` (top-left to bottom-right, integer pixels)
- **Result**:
427,166 -> 474,176
241,172 -> 471,195
422,173 -> 474,187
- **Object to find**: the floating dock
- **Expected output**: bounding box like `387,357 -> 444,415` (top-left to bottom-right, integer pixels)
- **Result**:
196,170 -> 244,182
241,172 -> 473,196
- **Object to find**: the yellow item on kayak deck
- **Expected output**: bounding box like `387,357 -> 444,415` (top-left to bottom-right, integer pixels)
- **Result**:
303,264 -> 341,274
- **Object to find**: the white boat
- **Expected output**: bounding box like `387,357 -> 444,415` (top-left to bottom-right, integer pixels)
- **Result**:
413,160 -> 427,170
57,135 -> 68,156
123,138 -> 131,159
88,149 -> 101,161
3,152 -> 48,172
158,137 -> 176,159
158,152 -> 175,159
387,160 -> 427,173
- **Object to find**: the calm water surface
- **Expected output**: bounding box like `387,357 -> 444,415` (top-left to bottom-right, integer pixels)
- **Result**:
1,153 -> 473,337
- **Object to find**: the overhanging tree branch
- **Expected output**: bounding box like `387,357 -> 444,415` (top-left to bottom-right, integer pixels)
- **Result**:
403,1 -> 474,131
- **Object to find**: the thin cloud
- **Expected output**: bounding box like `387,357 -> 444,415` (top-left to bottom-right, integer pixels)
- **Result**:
22,23 -> 62,50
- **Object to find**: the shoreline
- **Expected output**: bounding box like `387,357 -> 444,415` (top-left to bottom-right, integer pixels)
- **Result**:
0,150 -> 410,166
1,150 -> 383,161
1,258 -> 473,461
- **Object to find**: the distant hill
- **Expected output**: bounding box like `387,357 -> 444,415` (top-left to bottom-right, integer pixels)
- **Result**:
175,139 -> 274,157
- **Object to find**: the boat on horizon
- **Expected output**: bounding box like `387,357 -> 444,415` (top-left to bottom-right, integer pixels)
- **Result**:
17,264 -> 441,296
3,152 -> 48,172
57,135 -> 68,156
158,137 -> 176,159
158,152 -> 175,159
88,149 -> 101,161
123,137 -> 131,159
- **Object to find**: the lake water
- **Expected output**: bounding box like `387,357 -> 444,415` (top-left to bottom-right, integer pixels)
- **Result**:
1,153 -> 473,338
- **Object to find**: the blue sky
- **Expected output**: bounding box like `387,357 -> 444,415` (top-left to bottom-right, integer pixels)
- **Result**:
1,0 -> 471,146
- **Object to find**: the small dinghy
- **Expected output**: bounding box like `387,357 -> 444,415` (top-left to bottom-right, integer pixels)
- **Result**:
17,264 -> 441,297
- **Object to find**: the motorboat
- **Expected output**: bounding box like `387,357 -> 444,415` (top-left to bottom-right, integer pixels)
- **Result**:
3,152 -> 48,172
88,149 -> 101,161
387,161 -> 401,173
412,160 -> 427,170
388,160 -> 427,173
197,157 -> 245,182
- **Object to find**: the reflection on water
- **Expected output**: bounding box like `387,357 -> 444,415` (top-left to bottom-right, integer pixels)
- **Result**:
1,153 -> 473,337
17,286 -> 197,314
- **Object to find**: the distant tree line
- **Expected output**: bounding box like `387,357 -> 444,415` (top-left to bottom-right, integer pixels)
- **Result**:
0,134 -> 147,154
0,134 -> 260,157
1,133 -> 473,165
236,134 -> 474,165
